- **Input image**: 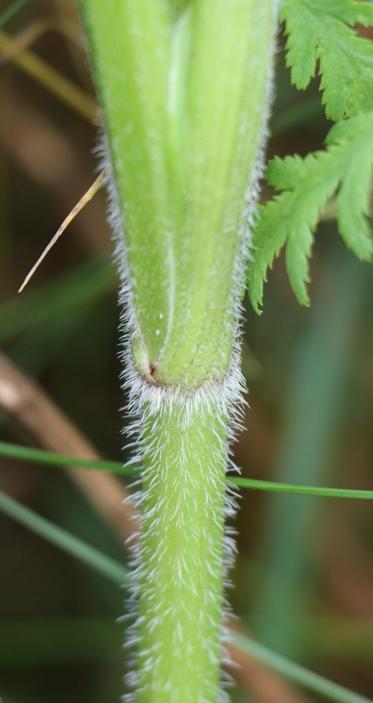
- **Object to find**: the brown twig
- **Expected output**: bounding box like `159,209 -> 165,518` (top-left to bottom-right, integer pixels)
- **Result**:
0,30 -> 97,122
323,517 -> 373,617
227,622 -> 309,703
0,351 -> 137,537
0,17 -> 84,64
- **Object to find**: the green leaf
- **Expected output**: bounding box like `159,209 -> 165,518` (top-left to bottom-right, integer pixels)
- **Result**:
248,112 -> 373,311
281,0 -> 373,120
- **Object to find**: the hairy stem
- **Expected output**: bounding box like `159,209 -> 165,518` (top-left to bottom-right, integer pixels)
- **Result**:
78,1 -> 278,700
131,389 -> 233,701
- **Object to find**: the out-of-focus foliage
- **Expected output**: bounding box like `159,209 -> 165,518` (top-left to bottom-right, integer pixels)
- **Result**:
1,2 -> 373,703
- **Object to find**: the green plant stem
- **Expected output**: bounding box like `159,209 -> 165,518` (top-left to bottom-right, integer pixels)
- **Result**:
78,2 -> 277,700
136,400 -> 228,701
78,0 -> 277,385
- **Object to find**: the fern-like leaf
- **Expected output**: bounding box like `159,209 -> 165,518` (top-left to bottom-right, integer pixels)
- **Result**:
281,0 -> 373,120
248,112 -> 373,312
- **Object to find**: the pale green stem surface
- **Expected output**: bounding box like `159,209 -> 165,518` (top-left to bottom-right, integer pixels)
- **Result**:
78,2 -> 277,701
137,401 -> 228,701
79,0 -> 277,385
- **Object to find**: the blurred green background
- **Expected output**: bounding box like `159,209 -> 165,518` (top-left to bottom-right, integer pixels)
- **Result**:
0,2 -> 373,702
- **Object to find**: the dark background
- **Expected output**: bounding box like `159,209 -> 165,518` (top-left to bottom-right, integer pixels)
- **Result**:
1,2 -> 373,702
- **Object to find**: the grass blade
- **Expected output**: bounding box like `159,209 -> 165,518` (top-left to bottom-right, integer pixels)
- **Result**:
0,257 -> 114,343
0,440 -> 136,474
1,440 -> 373,500
232,632 -> 373,703
0,490 -> 129,585
253,248 -> 367,655
231,475 -> 373,500
0,0 -> 29,29
271,96 -> 322,136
